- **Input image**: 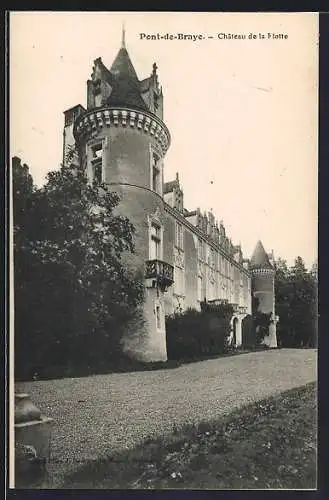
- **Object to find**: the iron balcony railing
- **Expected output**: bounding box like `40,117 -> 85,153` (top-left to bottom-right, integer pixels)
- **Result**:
206,300 -> 247,314
145,259 -> 174,287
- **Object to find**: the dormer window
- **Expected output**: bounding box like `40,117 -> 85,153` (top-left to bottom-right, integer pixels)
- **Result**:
93,78 -> 101,95
154,91 -> 159,110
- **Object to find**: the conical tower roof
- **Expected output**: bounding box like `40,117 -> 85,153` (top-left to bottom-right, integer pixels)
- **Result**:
250,240 -> 273,270
110,47 -> 139,81
107,37 -> 148,112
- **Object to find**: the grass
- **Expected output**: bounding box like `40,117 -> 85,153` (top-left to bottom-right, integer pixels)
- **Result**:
62,382 -> 317,490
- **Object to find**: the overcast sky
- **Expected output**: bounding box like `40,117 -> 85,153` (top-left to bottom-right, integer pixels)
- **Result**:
10,12 -> 318,267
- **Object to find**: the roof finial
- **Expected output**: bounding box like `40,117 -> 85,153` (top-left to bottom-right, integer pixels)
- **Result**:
121,22 -> 126,49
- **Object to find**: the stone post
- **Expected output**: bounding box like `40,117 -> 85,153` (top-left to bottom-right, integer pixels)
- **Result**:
14,393 -> 54,488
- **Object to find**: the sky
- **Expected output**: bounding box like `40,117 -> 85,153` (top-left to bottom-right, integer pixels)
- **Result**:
10,12 -> 318,267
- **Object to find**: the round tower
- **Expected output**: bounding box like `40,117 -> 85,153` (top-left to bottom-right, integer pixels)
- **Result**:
250,240 -> 277,348
73,32 -> 172,361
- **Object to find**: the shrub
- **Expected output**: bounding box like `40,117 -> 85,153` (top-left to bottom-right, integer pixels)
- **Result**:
241,314 -> 256,347
253,311 -> 272,344
165,303 -> 233,361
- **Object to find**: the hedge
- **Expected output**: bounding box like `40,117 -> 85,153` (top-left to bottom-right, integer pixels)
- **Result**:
166,302 -> 234,360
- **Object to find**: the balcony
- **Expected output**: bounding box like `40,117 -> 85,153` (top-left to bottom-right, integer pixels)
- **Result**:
145,259 -> 174,290
230,304 -> 248,314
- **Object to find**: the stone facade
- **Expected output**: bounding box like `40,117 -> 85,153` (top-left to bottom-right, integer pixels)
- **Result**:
62,31 -> 277,361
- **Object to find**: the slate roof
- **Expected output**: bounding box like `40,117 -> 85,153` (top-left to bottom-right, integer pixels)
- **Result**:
110,47 -> 139,81
249,240 -> 273,270
106,48 -> 149,111
139,77 -> 151,93
163,180 -> 178,194
184,209 -> 197,217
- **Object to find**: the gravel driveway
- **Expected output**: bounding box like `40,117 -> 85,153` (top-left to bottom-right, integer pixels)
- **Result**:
15,348 -> 317,487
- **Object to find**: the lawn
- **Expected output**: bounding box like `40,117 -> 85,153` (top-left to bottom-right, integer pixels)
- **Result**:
63,382 -> 317,490
16,348 -> 317,488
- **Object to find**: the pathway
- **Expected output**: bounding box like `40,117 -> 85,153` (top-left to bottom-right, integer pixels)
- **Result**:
16,348 -> 317,487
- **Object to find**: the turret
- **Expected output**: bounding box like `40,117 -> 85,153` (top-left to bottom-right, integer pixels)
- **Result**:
64,27 -> 172,362
250,240 -> 277,347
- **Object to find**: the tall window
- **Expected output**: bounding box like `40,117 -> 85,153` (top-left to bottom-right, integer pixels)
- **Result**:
151,151 -> 161,194
154,92 -> 159,111
175,222 -> 184,250
150,223 -> 161,260
91,143 -> 103,185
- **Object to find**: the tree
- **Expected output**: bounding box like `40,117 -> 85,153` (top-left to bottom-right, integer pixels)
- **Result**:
13,157 -> 144,379
310,260 -> 318,280
274,257 -> 289,281
275,256 -> 317,348
291,256 -> 308,278
12,157 -> 34,221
